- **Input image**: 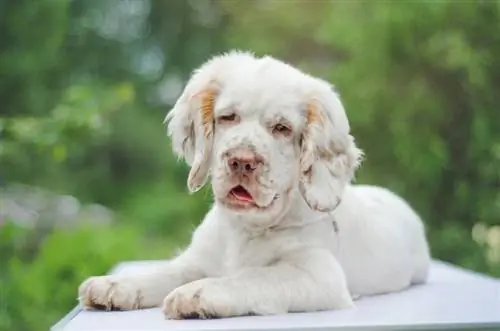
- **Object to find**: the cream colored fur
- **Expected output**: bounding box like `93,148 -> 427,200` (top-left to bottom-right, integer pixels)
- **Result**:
78,51 -> 431,319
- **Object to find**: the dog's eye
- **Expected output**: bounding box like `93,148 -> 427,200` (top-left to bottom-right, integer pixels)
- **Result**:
272,123 -> 292,136
217,113 -> 238,124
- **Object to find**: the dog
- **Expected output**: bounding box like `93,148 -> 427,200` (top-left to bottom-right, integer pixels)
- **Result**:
78,51 -> 431,319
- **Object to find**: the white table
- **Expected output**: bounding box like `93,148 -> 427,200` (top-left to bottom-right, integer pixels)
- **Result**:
52,260 -> 500,331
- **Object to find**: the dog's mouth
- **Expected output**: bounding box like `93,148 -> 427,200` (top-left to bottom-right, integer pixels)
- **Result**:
229,185 -> 254,203
223,185 -> 279,212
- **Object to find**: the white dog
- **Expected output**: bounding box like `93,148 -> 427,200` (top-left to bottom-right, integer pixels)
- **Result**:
78,51 -> 431,319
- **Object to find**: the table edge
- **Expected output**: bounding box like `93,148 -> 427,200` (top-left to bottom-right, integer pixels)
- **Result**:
51,263 -> 126,331
49,260 -> 500,331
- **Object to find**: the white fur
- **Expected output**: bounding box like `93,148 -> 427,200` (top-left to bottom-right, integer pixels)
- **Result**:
78,51 -> 431,319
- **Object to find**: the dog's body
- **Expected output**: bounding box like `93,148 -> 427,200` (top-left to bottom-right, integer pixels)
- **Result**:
79,51 -> 430,319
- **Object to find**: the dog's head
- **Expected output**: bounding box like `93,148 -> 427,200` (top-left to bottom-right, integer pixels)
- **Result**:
165,51 -> 363,220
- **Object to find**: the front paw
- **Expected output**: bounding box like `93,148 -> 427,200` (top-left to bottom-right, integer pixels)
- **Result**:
78,275 -> 142,311
162,279 -> 235,319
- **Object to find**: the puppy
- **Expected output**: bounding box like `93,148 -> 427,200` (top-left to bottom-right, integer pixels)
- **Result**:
78,51 -> 431,319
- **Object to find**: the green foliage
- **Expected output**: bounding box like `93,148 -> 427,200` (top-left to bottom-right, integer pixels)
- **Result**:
0,221 -> 33,267
0,221 -> 177,331
1,82 -> 133,156
0,0 -> 68,117
0,1 -> 221,329
118,179 -> 211,240
1,1 -> 499,330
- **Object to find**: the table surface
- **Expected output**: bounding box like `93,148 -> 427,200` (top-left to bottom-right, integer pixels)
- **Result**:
52,260 -> 500,331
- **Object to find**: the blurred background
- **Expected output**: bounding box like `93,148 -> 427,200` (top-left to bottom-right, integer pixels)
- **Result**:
1,0 -> 499,330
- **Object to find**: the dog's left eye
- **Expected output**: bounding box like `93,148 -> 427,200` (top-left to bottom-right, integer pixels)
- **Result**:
272,123 -> 292,136
217,113 -> 238,124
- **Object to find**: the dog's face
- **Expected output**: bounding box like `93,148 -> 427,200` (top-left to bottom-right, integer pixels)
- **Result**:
165,51 -> 363,220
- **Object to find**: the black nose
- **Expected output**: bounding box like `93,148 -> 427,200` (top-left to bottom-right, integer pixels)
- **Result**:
228,157 -> 258,174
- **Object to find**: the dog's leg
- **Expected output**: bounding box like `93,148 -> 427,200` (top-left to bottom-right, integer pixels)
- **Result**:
162,248 -> 353,319
78,211 -> 224,311
78,252 -> 207,310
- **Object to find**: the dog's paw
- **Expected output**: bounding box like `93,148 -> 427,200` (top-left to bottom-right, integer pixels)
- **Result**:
162,279 -> 236,319
78,275 -> 142,311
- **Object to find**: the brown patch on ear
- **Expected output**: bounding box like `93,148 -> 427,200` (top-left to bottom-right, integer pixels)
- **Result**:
301,102 -> 324,147
200,90 -> 216,138
190,89 -> 216,138
304,102 -> 334,160
306,102 -> 324,127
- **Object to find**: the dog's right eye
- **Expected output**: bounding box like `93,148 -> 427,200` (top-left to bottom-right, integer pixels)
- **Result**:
217,113 -> 238,124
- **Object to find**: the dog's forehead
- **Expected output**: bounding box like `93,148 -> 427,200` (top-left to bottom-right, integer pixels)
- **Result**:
216,59 -> 308,123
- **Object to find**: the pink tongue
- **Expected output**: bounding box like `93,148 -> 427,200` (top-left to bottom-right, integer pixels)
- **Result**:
232,187 -> 253,202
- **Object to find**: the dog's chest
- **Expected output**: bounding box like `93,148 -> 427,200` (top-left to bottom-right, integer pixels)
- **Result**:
222,231 -> 282,273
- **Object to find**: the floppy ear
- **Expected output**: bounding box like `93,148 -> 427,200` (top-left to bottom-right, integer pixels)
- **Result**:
164,69 -> 220,193
299,86 -> 363,212
164,51 -> 256,192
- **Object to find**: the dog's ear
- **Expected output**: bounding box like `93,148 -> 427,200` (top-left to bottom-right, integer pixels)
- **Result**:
164,51 -> 256,192
164,72 -> 219,193
299,83 -> 363,212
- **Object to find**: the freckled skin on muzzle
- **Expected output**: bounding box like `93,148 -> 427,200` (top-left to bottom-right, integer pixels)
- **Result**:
210,123 -> 293,216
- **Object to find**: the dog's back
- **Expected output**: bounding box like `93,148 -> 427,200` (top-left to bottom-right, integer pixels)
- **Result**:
334,184 -> 431,297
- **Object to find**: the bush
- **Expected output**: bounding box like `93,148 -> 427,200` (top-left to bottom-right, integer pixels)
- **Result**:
0,222 -> 177,331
